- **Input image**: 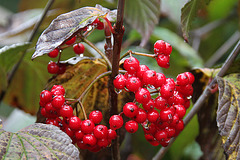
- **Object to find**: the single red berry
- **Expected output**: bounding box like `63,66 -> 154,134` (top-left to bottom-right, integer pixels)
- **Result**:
165,126 -> 175,138
51,85 -> 65,96
59,105 -> 73,118
154,40 -> 166,54
184,99 -> 191,109
123,57 -> 140,74
113,74 -> 126,89
123,102 -> 139,118
155,96 -> 168,110
64,127 -> 74,138
147,109 -> 160,123
48,48 -> 59,58
109,115 -> 123,130
93,124 -> 108,139
124,72 -> 137,79
156,54 -> 170,68
81,119 -> 95,134
83,134 -> 97,146
134,108 -> 147,123
159,138 -> 170,147
142,99 -> 155,111
160,84 -> 174,98
73,43 -> 85,54
46,118 -> 59,127
40,107 -> 47,117
75,130 -> 84,140
142,70 -> 156,86
97,138 -> 109,148
77,140 -> 88,150
45,102 -> 54,113
174,104 -> 186,119
149,140 -> 160,146
40,90 -> 52,104
108,129 -> 117,139
178,84 -> 193,97
135,88 -> 151,104
164,43 -> 172,55
47,61 -> 59,74
57,63 -> 66,74
65,36 -> 76,45
51,95 -> 65,109
175,119 -> 184,131
89,110 -> 103,124
136,65 -> 149,80
125,120 -> 138,133
144,134 -> 155,142
154,130 -> 167,142
142,122 -> 157,134
125,76 -> 141,92
69,116 -> 81,130
173,92 -> 185,105
176,73 -> 189,86
185,72 -> 195,84
169,114 -> 180,127
166,78 -> 175,86
160,108 -> 174,122
154,73 -> 166,88
93,18 -> 104,30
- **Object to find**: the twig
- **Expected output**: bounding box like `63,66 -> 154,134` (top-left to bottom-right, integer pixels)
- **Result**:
0,0 -> 55,102
120,50 -> 155,60
78,100 -> 87,120
152,40 -> 240,160
110,0 -> 125,160
104,19 -> 113,62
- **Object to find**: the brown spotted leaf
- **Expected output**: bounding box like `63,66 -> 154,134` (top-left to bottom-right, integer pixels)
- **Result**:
32,5 -> 114,59
216,74 -> 240,160
0,123 -> 79,159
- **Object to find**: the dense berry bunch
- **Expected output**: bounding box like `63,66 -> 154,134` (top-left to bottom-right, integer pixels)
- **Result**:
154,40 -> 172,68
39,85 -> 119,152
113,44 -> 194,147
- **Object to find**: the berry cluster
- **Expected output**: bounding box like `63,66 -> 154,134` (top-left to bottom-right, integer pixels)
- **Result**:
46,18 -> 107,75
154,40 -> 172,68
113,43 -> 194,147
39,85 -> 117,152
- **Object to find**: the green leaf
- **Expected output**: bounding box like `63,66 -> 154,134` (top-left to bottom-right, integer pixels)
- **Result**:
152,27 -> 204,68
0,123 -> 79,159
125,0 -> 160,47
32,5 -> 113,59
216,74 -> 240,160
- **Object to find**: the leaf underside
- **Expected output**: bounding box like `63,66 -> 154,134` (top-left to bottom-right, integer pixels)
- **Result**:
217,74 -> 240,160
0,123 -> 80,160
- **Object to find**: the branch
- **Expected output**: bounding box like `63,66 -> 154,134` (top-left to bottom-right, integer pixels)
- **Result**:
152,40 -> 240,160
110,0 -> 125,160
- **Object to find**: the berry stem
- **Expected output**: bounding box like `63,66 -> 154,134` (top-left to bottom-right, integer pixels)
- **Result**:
82,37 -> 112,70
120,50 -> 155,60
152,40 -> 240,160
78,100 -> 88,120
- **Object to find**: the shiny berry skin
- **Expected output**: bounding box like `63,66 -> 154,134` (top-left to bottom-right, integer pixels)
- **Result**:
142,122 -> 157,134
123,57 -> 140,74
134,108 -> 147,123
59,105 -> 73,118
176,73 -> 189,86
154,73 -> 166,88
51,95 -> 65,109
178,84 -> 193,97
160,108 -> 173,122
113,74 -> 126,89
40,107 -> 47,117
97,138 -> 109,147
51,85 -> 65,96
73,43 -> 85,54
125,76 -> 141,92
69,116 -> 81,130
40,90 -> 52,104
109,115 -> 123,130
45,102 -> 54,113
144,134 -> 155,142
77,140 -> 88,150
142,70 -> 156,86
83,134 -> 97,146
174,104 -> 186,119
108,129 -> 117,139
75,130 -> 84,140
47,61 -> 59,74
156,54 -> 170,68
64,127 -> 74,138
149,140 -> 160,146
48,48 -> 59,58
154,40 -> 166,54
165,127 -> 175,138
147,109 -> 160,123
169,114 -> 180,127
46,118 -> 59,127
124,72 -> 137,79
173,92 -> 185,105
160,84 -> 174,98
185,72 -> 195,84
123,102 -> 139,118
136,65 -> 149,80
142,99 -> 155,111
160,138 -> 170,147
154,130 -> 167,142
155,96 -> 168,110
135,88 -> 151,104
93,124 -> 108,139
65,36 -> 76,45
175,119 -> 184,131
81,119 -> 95,134
89,110 -> 103,124
93,18 -> 104,30
125,120 -> 138,133
164,43 -> 172,55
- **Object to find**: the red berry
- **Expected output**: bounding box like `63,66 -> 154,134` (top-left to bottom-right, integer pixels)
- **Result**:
77,140 -> 88,149
113,74 -> 126,89
154,40 -> 166,54
40,107 -> 47,117
144,134 -> 155,142
160,84 -> 174,98
173,92 -> 185,105
51,85 -> 65,96
93,18 -> 104,30
59,105 -> 73,118
123,57 -> 140,74
81,119 -> 95,134
97,138 -> 109,147
154,130 -> 167,142
185,72 -> 195,84
46,118 -> 59,127
89,110 -> 103,124
125,76 -> 141,92
45,102 -> 54,113
154,73 -> 166,88
134,108 -> 147,123
69,116 -> 81,130
142,122 -> 157,134
108,129 -> 117,139
94,125 -> 108,139
73,43 -> 85,54
184,99 -> 191,109
136,65 -> 149,80
83,134 -> 97,146
65,127 -> 74,138
154,96 -> 168,110
109,115 -> 123,130
176,73 -> 189,86
65,36 -> 76,45
178,84 -> 193,97
47,61 -> 59,74
169,114 -> 180,127
165,126 -> 175,138
142,70 -> 156,86
147,109 -> 160,123
175,119 -> 184,131
40,90 -> 52,104
123,102 -> 139,118
51,95 -> 65,109
164,43 -> 172,55
125,120 -> 138,133
159,138 -> 170,147
160,108 -> 173,122
135,88 -> 151,104
48,48 -> 59,58
156,54 -> 170,68
75,130 -> 84,140
124,72 -> 137,79
142,99 -> 155,111
174,104 -> 186,119
149,140 -> 160,146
